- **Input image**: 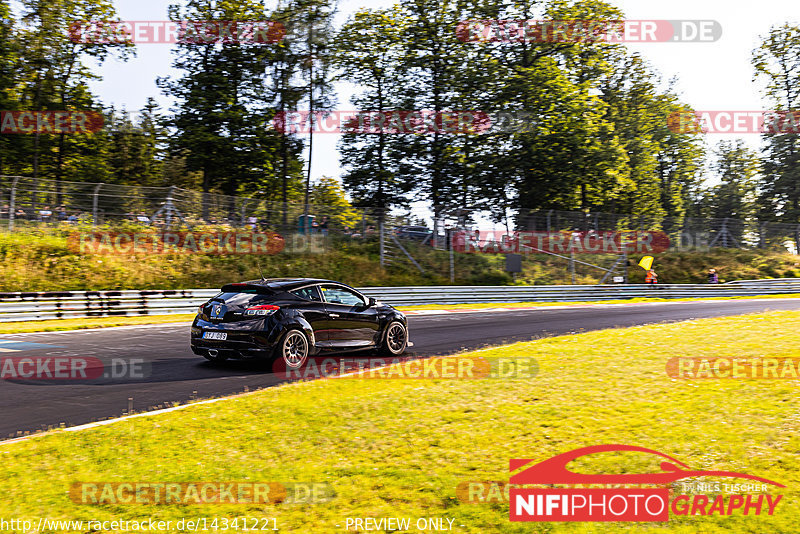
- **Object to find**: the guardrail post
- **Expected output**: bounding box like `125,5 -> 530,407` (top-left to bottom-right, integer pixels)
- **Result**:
166,186 -> 175,228
8,176 -> 19,231
92,183 -> 103,227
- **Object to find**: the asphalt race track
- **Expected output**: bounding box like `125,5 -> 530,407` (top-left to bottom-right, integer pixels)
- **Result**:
1,298 -> 799,440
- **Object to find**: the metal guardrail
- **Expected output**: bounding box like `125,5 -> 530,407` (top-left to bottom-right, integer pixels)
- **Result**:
721,278 -> 800,286
1,281 -> 799,322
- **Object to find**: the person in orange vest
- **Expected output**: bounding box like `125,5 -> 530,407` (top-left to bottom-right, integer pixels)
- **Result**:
645,269 -> 658,287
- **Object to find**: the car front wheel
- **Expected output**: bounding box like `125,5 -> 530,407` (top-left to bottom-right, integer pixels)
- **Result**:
380,321 -> 408,356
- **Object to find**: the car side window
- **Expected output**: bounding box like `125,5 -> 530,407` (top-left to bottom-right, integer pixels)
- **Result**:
292,286 -> 322,302
320,285 -> 365,307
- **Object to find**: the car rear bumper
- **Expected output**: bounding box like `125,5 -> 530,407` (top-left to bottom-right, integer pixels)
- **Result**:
190,342 -> 275,360
191,325 -> 278,360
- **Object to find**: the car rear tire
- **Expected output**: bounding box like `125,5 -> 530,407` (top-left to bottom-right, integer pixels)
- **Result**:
380,321 -> 408,356
280,329 -> 310,370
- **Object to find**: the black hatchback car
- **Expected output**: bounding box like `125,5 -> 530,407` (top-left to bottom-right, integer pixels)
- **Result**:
191,278 -> 410,369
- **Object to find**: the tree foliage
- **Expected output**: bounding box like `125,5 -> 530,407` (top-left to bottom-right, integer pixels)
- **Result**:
1,0 -> 797,231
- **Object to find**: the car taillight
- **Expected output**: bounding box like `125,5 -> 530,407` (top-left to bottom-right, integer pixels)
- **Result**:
244,304 -> 280,316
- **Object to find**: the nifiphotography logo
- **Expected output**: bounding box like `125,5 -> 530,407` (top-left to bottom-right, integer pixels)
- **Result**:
509,445 -> 784,522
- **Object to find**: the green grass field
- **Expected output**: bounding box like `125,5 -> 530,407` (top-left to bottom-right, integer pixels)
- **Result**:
1,311 -> 799,533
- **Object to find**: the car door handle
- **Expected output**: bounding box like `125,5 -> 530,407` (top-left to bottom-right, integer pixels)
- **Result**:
328,313 -> 340,318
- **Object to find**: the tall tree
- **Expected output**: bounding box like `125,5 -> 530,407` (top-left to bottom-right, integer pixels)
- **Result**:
309,175 -> 359,228
334,7 -> 411,217
390,0 -> 475,237
600,52 -> 704,226
753,23 -> 800,228
106,99 -> 166,186
282,0 -> 337,230
0,0 -> 19,177
706,140 -> 758,219
267,2 -> 307,228
467,0 -> 629,225
159,0 -> 282,220
16,0 -> 130,203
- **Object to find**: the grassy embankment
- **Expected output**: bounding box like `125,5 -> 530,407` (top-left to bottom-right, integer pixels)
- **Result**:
1,227 -> 799,291
1,311 -> 799,533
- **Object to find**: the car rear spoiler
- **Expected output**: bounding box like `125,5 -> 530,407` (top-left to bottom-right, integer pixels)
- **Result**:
220,283 -> 276,294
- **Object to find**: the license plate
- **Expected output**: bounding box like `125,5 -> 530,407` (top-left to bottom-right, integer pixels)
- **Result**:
203,331 -> 227,341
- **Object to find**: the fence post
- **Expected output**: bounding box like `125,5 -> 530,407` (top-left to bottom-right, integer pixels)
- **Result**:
8,176 -> 19,232
240,199 -> 249,228
796,224 -> 800,255
165,186 -> 175,228
721,218 -> 729,248
449,229 -> 455,283
379,210 -> 385,268
92,183 -> 103,227
623,248 -> 629,283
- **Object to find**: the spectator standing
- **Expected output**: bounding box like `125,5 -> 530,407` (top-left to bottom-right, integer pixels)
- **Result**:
39,205 -> 52,222
319,216 -> 329,236
0,204 -> 8,219
707,268 -> 719,284
645,269 -> 658,287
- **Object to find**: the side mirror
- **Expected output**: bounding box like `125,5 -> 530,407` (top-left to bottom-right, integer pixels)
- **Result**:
368,297 -> 377,307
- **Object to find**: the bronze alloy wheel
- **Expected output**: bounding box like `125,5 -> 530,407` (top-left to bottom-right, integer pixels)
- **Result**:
282,329 -> 309,369
384,322 -> 407,355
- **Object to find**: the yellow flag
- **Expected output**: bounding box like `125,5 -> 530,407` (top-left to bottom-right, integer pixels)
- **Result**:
638,256 -> 654,271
